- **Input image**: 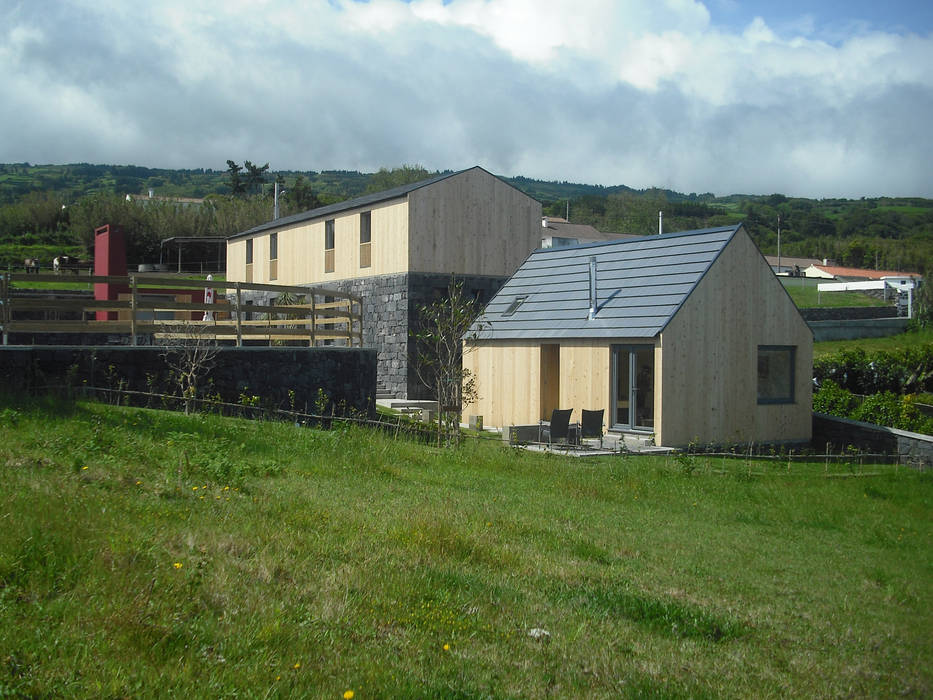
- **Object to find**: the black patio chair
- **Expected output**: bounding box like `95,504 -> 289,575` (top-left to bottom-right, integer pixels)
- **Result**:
580,408 -> 605,448
539,408 -> 578,447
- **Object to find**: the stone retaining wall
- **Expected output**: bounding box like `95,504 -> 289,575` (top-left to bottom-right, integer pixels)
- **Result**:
799,306 -> 896,321
0,345 -> 377,417
812,412 -> 932,468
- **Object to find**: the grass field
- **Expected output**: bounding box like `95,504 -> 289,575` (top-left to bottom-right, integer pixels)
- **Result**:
813,327 -> 933,359
1,396 -> 930,698
780,277 -> 890,309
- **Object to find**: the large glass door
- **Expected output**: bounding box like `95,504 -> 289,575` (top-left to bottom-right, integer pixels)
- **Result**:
612,345 -> 655,431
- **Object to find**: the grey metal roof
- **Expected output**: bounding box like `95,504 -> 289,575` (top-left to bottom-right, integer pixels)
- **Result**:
228,166 -> 505,240
469,225 -> 743,340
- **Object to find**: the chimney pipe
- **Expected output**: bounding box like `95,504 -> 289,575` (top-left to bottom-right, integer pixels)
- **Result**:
658,210 -> 663,235
588,256 -> 597,320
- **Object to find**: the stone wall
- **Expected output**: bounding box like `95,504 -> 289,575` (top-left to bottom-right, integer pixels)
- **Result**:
327,272 -> 508,399
799,306 -> 896,321
0,345 -> 377,417
812,412 -> 932,468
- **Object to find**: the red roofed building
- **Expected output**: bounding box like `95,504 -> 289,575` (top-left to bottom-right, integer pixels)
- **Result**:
803,264 -> 922,281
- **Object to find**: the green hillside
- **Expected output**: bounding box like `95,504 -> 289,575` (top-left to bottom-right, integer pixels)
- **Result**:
1,162 -> 931,274
1,395 -> 930,697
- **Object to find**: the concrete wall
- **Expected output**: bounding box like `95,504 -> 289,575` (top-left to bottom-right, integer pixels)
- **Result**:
813,412 -> 932,468
0,345 -> 377,417
808,318 -> 910,342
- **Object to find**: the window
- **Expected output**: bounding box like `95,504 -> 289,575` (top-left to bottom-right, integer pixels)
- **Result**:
269,232 -> 278,280
359,211 -> 371,268
245,239 -> 253,282
324,219 -> 335,273
757,346 -> 795,404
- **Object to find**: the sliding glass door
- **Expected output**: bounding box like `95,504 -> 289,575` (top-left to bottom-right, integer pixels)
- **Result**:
612,345 -> 655,431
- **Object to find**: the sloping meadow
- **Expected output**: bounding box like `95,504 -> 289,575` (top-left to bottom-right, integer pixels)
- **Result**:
1,395 -> 930,698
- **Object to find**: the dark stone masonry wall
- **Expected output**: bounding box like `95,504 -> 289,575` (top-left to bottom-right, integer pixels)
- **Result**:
812,412 -> 932,468
328,272 -> 508,399
799,306 -> 896,321
0,346 -> 377,417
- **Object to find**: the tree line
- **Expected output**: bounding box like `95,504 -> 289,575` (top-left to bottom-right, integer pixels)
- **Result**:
546,191 -> 933,274
1,161 -> 931,273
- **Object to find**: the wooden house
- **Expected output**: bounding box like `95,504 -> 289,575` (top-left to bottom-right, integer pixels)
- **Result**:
463,224 -> 813,447
227,167 -> 541,397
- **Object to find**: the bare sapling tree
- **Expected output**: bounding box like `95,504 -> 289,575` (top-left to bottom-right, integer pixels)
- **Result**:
159,322 -> 221,414
410,280 -> 484,447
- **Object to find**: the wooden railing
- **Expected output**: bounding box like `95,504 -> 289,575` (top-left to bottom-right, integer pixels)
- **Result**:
0,273 -> 363,347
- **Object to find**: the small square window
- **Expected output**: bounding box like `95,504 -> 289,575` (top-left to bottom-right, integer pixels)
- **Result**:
758,345 -> 795,404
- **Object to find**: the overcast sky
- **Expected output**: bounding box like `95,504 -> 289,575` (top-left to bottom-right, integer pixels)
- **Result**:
2,0 -> 932,198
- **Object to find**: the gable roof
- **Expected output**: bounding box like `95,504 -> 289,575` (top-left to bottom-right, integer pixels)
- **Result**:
469,225 -> 743,340
228,166 -> 521,240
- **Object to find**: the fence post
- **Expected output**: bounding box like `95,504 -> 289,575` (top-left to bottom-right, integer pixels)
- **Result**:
130,275 -> 138,346
345,298 -> 352,347
1,273 -> 7,346
235,282 -> 243,347
310,293 -> 316,347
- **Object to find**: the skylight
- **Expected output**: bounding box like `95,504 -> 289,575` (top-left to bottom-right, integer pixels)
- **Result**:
502,295 -> 528,317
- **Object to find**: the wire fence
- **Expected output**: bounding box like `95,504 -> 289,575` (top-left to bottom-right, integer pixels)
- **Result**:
7,383 -> 924,473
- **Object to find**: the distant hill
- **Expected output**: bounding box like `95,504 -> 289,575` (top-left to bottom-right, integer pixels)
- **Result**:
1,162 -> 931,274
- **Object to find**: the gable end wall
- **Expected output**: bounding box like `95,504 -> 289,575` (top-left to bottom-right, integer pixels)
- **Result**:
658,229 -> 813,446
407,169 -> 541,277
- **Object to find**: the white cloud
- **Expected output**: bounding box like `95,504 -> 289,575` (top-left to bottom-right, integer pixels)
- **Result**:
0,0 -> 931,197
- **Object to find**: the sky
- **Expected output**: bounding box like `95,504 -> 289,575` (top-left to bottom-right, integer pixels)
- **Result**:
2,0 -> 932,198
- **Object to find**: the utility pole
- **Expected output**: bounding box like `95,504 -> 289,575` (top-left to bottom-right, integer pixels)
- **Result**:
273,181 -> 285,220
777,215 -> 782,274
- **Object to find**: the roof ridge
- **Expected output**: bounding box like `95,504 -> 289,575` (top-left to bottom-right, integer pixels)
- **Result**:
228,166 -> 483,239
532,224 -> 741,254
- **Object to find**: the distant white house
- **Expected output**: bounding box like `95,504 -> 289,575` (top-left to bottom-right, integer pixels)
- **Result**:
540,217 -> 638,249
803,264 -> 922,282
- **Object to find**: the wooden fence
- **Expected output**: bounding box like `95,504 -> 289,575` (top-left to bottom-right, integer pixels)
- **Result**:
0,273 -> 363,347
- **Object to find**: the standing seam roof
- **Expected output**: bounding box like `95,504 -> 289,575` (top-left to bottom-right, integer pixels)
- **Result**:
227,166 -> 528,240
468,225 -> 742,340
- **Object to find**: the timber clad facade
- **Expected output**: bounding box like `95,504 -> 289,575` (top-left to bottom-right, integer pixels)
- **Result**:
227,167 -> 542,397
464,225 -> 813,447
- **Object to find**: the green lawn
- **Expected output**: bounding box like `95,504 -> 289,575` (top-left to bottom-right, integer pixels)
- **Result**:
1,396 -> 930,698
4,272 -> 225,293
780,277 -> 890,309
814,327 -> 933,359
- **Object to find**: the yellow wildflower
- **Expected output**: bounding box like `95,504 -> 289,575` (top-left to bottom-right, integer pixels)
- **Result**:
443,643 -> 450,651
173,562 -> 182,569
344,691 -> 354,699
293,661 -> 301,670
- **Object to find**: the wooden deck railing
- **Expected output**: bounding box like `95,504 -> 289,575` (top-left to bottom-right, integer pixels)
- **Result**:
0,273 -> 363,347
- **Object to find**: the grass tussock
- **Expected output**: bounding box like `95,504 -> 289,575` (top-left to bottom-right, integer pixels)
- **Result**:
0,394 -> 931,698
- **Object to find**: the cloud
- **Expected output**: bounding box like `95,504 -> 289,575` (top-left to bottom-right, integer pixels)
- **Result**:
0,0 -> 931,197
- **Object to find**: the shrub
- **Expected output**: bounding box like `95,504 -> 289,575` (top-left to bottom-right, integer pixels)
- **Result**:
814,381 -> 933,434
814,345 -> 933,395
